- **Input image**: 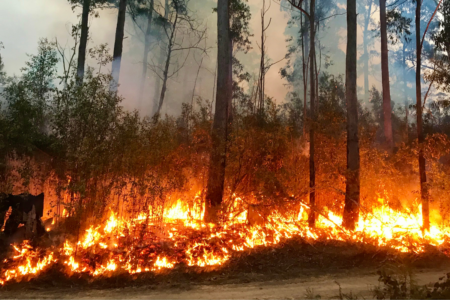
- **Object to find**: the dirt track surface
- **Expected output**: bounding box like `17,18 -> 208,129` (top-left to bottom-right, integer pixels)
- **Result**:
0,270 -> 448,299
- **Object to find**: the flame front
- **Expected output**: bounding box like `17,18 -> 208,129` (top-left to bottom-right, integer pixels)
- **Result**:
1,193 -> 450,285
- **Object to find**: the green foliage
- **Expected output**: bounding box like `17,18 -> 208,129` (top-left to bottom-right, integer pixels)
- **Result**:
1,39 -> 58,157
386,9 -> 412,45
230,0 -> 252,53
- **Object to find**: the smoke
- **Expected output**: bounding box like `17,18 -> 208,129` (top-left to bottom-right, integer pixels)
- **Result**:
0,0 -> 436,118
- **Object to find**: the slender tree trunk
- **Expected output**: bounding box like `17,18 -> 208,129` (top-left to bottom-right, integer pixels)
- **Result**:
76,0 -> 91,84
155,12 -> 178,116
139,0 -> 154,103
153,0 -> 170,114
204,0 -> 232,224
380,0 -> 394,151
363,0 -> 372,102
416,0 -> 430,231
258,0 -> 267,111
403,42 -> 409,142
191,55 -> 204,107
342,0 -> 360,230
111,0 -> 128,92
308,0 -> 316,228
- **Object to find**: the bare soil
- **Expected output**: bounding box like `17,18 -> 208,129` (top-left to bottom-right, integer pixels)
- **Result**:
1,237 -> 450,299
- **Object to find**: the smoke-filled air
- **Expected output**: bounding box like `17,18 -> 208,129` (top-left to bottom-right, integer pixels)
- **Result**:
2,0 -> 450,298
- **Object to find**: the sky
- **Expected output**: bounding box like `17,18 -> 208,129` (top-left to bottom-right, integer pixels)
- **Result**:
0,0 -> 384,116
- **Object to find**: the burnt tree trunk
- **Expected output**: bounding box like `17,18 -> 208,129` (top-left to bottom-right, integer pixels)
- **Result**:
204,0 -> 232,224
139,0 -> 154,103
415,0 -> 430,231
111,0 -> 128,91
363,0 -> 372,102
308,0 -> 316,228
380,0 -> 394,152
342,0 -> 360,230
76,0 -> 91,84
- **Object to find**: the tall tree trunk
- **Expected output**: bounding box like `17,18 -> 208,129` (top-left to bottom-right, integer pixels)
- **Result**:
380,0 -> 394,151
139,0 -> 154,103
76,0 -> 91,84
111,0 -> 128,92
363,0 -> 372,102
315,41 -> 319,115
302,1 -> 310,138
204,0 -> 232,223
228,40 -> 233,122
342,0 -> 360,230
308,0 -> 316,228
416,0 -> 430,231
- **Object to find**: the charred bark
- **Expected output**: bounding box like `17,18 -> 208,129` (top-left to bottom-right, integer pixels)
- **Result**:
380,0 -> 394,152
204,0 -> 232,224
342,0 -> 360,231
111,0 -> 128,92
76,0 -> 91,84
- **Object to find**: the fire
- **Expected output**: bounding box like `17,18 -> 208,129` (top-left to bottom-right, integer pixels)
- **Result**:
2,242 -> 56,283
154,256 -> 174,269
1,193 -> 450,285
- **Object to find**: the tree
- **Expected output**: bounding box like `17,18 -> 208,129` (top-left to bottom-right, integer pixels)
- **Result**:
77,0 -> 91,84
254,0 -> 285,112
110,0 -> 128,91
415,0 -> 443,232
342,0 -> 360,230
385,8 -> 412,142
286,0 -> 317,227
127,0 -> 155,103
380,0 -> 394,152
359,0 -> 374,103
2,39 -> 58,156
153,0 -> 170,114
68,0 -> 112,84
204,0 -> 232,223
150,0 -> 207,116
427,0 -> 450,92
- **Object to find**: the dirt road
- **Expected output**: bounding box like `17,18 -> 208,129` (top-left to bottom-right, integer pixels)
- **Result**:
0,269 -> 447,299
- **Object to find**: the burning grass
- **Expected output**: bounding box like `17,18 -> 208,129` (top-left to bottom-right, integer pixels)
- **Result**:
1,192 -> 450,286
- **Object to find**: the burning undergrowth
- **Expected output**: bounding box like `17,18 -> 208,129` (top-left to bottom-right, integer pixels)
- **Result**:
1,191 -> 450,287
2,71 -> 450,289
